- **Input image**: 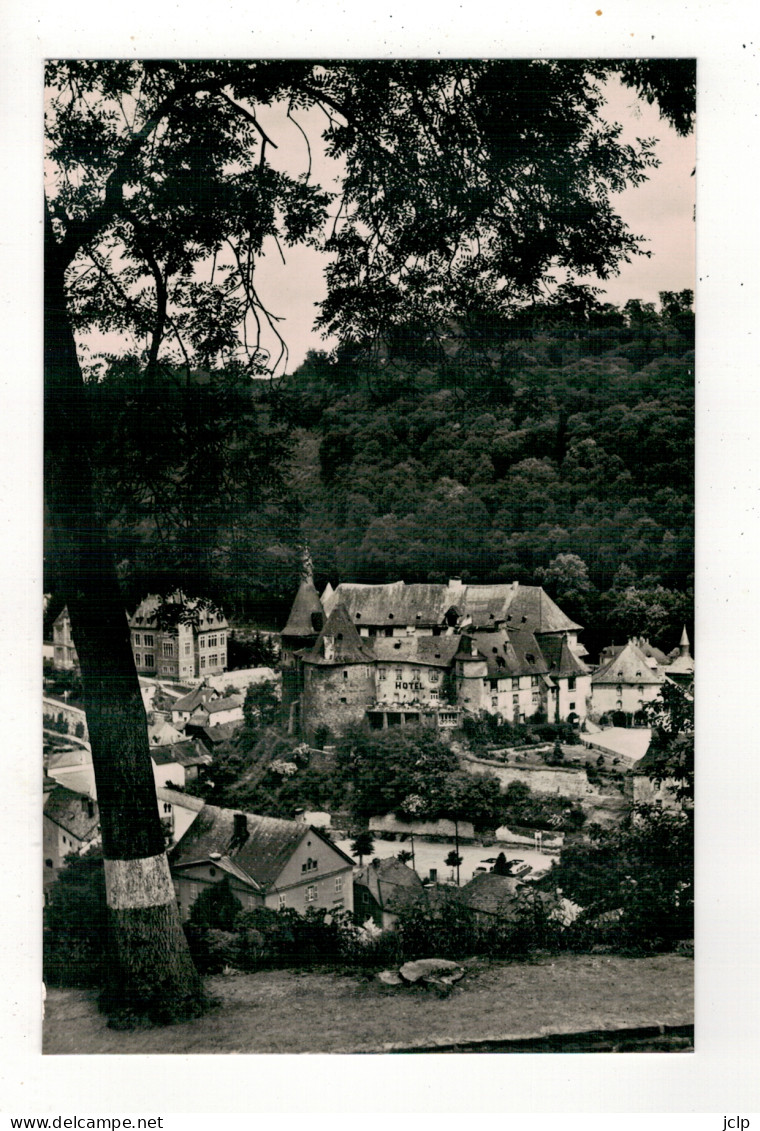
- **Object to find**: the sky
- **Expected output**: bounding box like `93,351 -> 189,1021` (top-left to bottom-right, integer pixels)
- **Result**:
246,74 -> 696,373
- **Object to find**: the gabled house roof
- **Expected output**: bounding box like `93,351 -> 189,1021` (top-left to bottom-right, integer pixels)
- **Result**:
468,628 -> 549,679
592,639 -> 666,686
354,857 -> 425,912
538,634 -> 590,678
172,686 -> 217,713
301,604 -> 375,666
460,872 -> 520,915
505,586 -> 582,634
370,635 -> 460,668
43,784 -> 99,842
170,803 -> 354,892
151,740 -> 212,768
129,593 -> 228,632
319,578 -> 582,634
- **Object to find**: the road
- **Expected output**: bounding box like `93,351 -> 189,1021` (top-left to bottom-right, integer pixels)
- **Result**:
335,836 -> 558,885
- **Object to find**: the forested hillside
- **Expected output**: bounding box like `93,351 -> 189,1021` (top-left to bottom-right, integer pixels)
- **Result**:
278,292 -> 694,656
49,292 -> 692,658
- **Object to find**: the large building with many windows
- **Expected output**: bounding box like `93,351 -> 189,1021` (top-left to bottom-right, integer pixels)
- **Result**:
283,572 -> 591,736
128,594 -> 228,680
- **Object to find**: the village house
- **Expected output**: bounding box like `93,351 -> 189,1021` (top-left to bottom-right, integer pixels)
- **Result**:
282,567 -> 591,736
150,740 -> 212,790
52,607 -> 78,670
353,857 -> 426,930
128,594 -> 228,680
590,638 -> 666,723
43,782 -> 99,890
155,786 -> 205,846
169,804 -> 355,919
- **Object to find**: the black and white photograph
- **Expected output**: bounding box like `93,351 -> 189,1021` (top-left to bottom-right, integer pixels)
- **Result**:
41,55 -> 697,1054
3,0 -> 759,1117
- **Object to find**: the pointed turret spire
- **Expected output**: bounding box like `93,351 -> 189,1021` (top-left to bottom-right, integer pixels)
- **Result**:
679,625 -> 691,657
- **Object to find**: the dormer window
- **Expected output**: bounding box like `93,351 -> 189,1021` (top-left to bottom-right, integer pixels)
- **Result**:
388,613 -> 394,620
526,652 -> 535,664
394,641 -> 402,649
521,616 -> 527,623
356,612 -> 361,619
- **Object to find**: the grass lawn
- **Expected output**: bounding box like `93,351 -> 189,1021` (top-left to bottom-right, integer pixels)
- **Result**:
43,952 -> 693,1055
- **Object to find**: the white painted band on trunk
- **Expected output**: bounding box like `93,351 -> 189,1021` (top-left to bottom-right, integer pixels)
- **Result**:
104,853 -> 176,910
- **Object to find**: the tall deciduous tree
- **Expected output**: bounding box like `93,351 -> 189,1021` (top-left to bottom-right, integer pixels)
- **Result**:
45,59 -> 694,1020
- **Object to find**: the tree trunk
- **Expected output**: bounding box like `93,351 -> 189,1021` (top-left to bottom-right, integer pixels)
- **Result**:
44,212 -> 205,1023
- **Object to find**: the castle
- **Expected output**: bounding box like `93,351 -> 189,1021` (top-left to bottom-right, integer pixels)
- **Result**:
281,556 -> 591,738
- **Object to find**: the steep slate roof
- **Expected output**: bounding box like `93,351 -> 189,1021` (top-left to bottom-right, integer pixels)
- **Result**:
172,686 -> 217,713
371,635 -> 460,668
354,857 -> 425,911
461,872 -> 520,915
469,628 -> 549,679
301,604 -> 375,666
281,576 -> 324,638
170,803 -> 353,891
592,640 -> 666,686
505,585 -> 582,633
151,741 -> 212,768
321,579 -> 582,634
43,784 -> 99,842
195,695 -> 242,716
323,581 -> 450,627
538,634 -> 590,678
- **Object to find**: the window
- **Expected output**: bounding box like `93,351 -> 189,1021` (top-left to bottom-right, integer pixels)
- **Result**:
430,670 -> 439,683
208,634 -> 218,648
209,654 -> 218,666
144,654 -> 155,668
531,675 -> 540,687
134,633 -> 141,646
219,633 -> 225,644
163,802 -> 172,814
395,668 -> 403,680
45,859 -> 53,868
200,655 -> 206,668
513,694 -> 519,705
568,677 -> 576,691
491,696 -> 498,708
378,667 -> 387,680
339,696 -> 347,703
430,690 -> 439,701
569,701 -> 576,710
512,678 -> 520,690
343,670 -> 348,680
199,636 -> 206,649
135,653 -> 141,666
278,893 -> 286,909
143,634 -> 154,647
184,642 -> 191,656
335,876 -> 343,892
638,685 -> 644,695
532,691 -> 540,703
301,857 -> 318,873
305,885 -> 317,903
162,641 -> 174,657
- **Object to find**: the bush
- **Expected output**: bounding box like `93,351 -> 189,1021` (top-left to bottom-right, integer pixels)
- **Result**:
188,877 -> 242,932
44,848 -> 108,987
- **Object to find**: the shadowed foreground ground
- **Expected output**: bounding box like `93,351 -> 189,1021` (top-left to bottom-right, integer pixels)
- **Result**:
44,953 -> 693,1055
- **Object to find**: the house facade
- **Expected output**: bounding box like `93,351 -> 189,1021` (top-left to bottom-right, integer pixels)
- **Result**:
170,803 -> 355,920
128,594 -> 228,680
52,607 -> 78,670
591,639 -> 666,722
43,783 -> 99,889
285,575 -> 590,736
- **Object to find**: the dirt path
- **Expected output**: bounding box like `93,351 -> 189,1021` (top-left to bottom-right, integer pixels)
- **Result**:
43,953 -> 693,1055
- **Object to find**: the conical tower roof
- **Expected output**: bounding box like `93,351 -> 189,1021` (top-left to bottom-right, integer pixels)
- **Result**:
281,576 -> 324,638
302,603 -> 374,665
